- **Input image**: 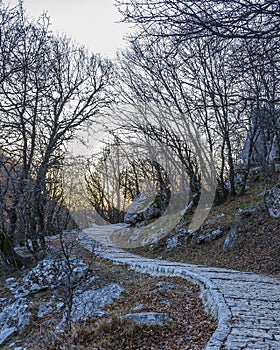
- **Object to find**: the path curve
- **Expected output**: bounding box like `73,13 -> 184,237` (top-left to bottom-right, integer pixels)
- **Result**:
78,224 -> 280,350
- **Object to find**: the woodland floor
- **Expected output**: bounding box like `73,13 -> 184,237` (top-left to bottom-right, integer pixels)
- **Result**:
0,237 -> 216,350
132,177 -> 280,279
1,177 -> 279,349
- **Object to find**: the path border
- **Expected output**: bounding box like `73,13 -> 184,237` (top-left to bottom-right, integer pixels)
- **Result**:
78,230 -> 231,350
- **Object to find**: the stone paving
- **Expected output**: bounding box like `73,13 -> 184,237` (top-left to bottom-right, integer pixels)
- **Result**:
78,224 -> 280,350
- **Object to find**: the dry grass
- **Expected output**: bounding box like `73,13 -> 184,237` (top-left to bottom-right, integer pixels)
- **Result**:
2,178 -> 278,348
132,178 -> 280,278
0,238 -> 216,349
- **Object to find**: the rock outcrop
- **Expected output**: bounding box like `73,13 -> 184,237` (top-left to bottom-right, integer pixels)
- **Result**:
125,312 -> 173,326
240,110 -> 280,170
124,190 -> 170,226
0,257 -> 124,346
265,182 -> 280,218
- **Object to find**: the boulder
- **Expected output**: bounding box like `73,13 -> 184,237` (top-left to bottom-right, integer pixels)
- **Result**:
70,284 -> 124,323
156,281 -> 176,292
37,303 -> 53,318
23,257 -> 88,290
132,304 -> 145,311
235,207 -> 257,216
196,229 -> 223,244
124,190 -> 170,226
166,233 -> 182,250
265,182 -> 280,218
0,298 -> 31,345
166,229 -> 192,250
240,111 -> 280,166
125,312 -> 172,326
124,193 -> 152,225
223,223 -> 239,251
0,326 -> 17,346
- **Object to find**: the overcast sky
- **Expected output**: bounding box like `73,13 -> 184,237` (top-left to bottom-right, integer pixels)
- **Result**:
8,0 -> 131,59
4,0 -> 131,154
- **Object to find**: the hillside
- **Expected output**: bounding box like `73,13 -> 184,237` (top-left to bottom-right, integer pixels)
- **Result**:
0,235 -> 215,349
131,177 -> 280,278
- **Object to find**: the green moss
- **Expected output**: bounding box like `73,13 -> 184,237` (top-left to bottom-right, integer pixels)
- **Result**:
236,198 -> 262,210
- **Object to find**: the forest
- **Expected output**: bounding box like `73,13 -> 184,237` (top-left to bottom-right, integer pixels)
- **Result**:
0,0 -> 279,266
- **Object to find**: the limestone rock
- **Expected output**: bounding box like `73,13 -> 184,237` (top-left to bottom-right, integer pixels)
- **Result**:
125,312 -> 173,326
124,190 -> 170,226
132,304 -> 144,311
124,193 -> 152,225
240,111 -> 280,166
166,233 -> 182,250
0,256 -> 125,343
0,298 -> 31,345
204,213 -> 225,226
265,182 -> 280,218
196,229 -> 223,244
37,303 -> 53,318
235,207 -> 257,216
156,281 -> 176,292
0,298 -> 9,310
124,212 -> 144,226
23,257 -> 88,290
223,224 -> 239,251
0,326 -> 17,346
166,229 -> 192,250
70,284 -> 124,323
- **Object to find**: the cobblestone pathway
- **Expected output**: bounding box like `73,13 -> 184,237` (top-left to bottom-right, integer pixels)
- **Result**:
78,224 -> 280,350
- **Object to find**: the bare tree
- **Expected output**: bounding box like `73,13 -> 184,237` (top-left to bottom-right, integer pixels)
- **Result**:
0,5 -> 113,265
238,38 -> 280,180
85,134 -> 172,224
117,0 -> 280,40
116,0 -> 280,197
114,35 -> 218,202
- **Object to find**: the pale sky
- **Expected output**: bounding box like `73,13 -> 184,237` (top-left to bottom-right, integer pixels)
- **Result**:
4,0 -> 131,154
7,0 -> 131,59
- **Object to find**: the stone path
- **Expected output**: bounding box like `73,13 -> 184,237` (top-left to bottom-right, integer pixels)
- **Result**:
78,224 -> 280,350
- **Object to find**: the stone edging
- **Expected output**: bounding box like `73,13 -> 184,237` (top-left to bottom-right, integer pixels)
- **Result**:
78,231 -> 231,350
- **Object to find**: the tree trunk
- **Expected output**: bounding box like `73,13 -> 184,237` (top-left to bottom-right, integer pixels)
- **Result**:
226,137 -> 236,196
0,229 -> 23,267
